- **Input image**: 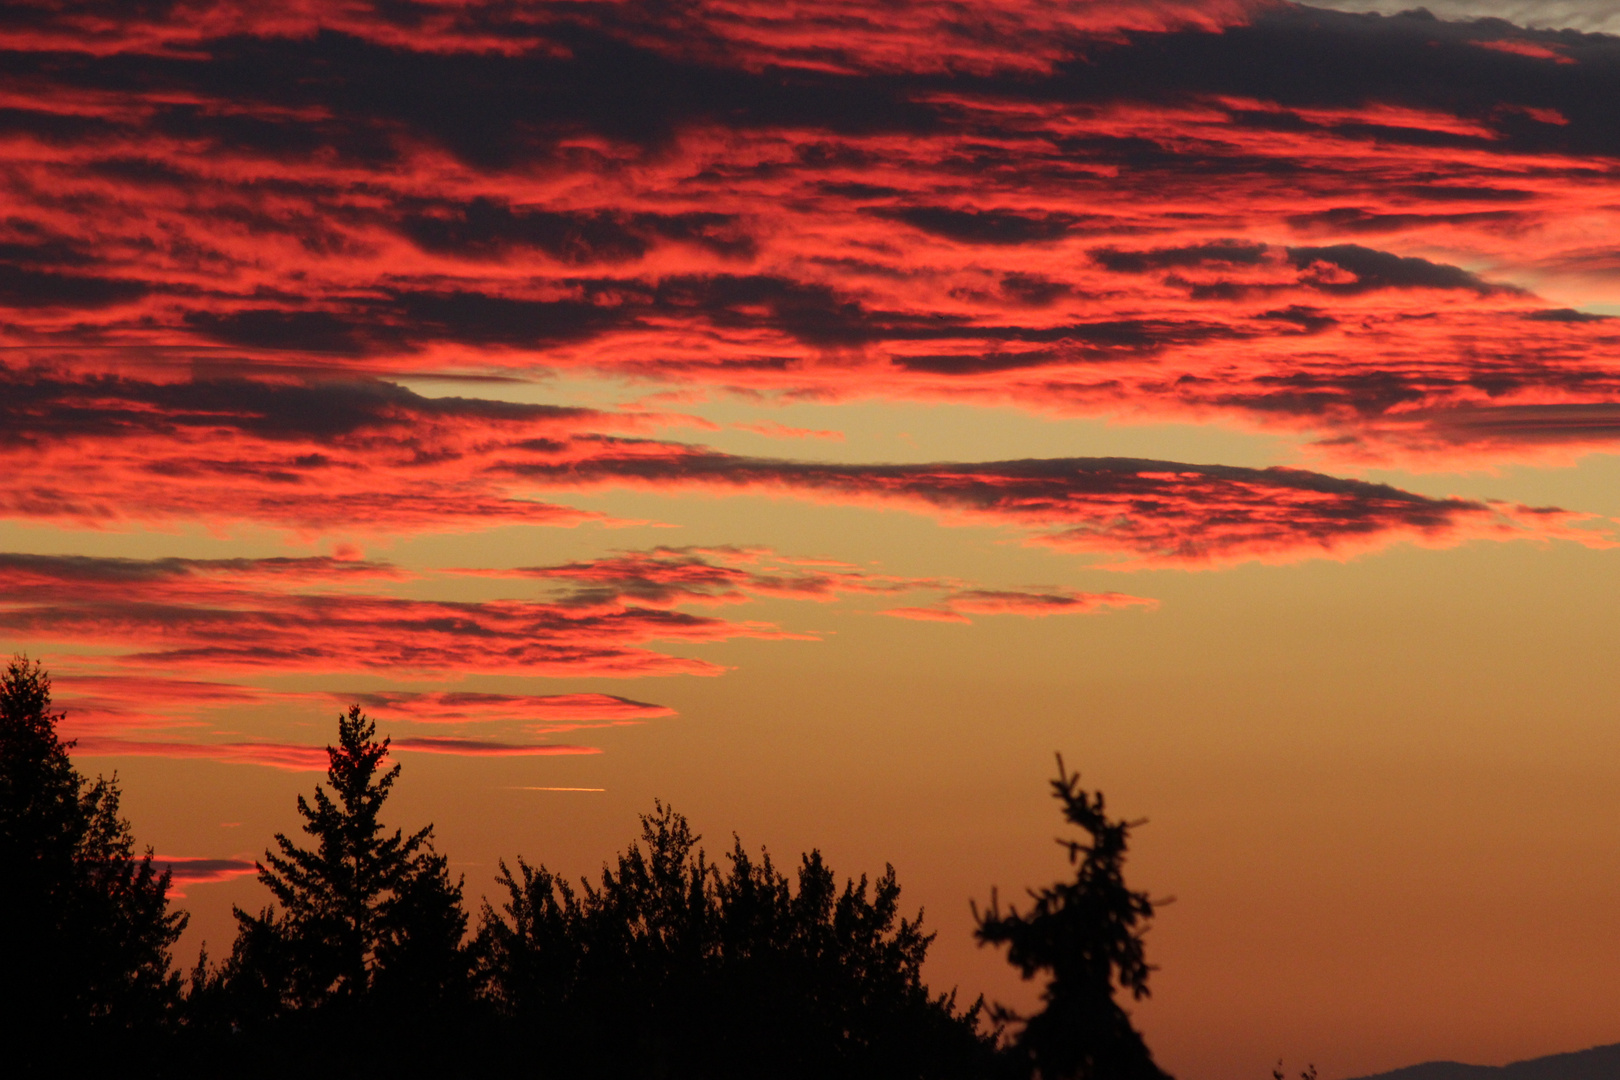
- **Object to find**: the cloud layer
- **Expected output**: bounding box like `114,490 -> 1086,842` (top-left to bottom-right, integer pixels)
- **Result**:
3,2 -> 1620,465
16,546 -> 1145,766
5,1 -> 1619,771
3,370 -> 1601,563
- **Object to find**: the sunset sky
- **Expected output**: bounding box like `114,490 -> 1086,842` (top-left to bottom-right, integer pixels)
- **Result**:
6,1 -> 1620,1076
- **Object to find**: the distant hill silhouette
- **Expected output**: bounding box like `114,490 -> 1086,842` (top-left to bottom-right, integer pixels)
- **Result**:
1344,1043 -> 1620,1080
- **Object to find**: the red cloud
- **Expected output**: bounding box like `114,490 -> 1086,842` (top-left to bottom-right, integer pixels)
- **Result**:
44,676 -> 680,740
391,737 -> 601,757
149,856 -> 260,897
8,0 -> 1620,788
0,548 -> 1161,687
0,2 -> 1618,474
49,673 -> 265,737
508,546 -> 1157,621
882,589 -> 1154,623
14,545 -> 1165,766
0,372 -> 667,532
881,607 -> 975,624
509,452 -> 1605,568
342,691 -> 676,727
74,734 -> 596,770
947,589 -> 1157,618
487,546 -> 923,606
4,369 -> 1605,564
73,737 -> 333,771
732,421 -> 845,441
0,552 -> 804,679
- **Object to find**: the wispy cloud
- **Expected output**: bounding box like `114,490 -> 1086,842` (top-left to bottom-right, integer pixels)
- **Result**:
390,737 -> 600,757
75,735 -> 596,770
883,589 -> 1157,623
149,855 -> 259,898
0,551 -> 798,678
74,738 -> 333,771
341,691 -> 676,728
495,545 -> 1157,622
14,544 -> 1160,764
2,372 -> 1603,561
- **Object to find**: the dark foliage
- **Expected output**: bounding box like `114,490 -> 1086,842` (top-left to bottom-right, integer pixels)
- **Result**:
2,660 -> 1175,1079
473,801 -> 1005,1080
1273,1063 -> 1318,1080
184,719 -> 1002,1077
185,705 -> 472,1073
0,656 -> 186,1071
975,756 -> 1171,1080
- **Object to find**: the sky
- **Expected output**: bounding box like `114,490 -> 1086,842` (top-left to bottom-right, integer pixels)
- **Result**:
4,1 -> 1620,1076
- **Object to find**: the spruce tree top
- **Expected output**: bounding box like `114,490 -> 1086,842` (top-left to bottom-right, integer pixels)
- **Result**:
975,756 -> 1171,1080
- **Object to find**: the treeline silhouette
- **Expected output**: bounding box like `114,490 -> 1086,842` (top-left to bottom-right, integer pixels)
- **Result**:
2,656 -> 1172,1080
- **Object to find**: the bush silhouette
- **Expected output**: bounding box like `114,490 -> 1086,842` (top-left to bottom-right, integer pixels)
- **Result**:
975,756 -> 1171,1080
475,800 -> 1002,1079
0,656 -> 186,1068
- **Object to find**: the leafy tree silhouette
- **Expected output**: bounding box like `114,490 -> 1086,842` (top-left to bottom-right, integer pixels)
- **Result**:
975,755 -> 1171,1080
0,656 -> 186,1066
215,705 -> 469,1026
475,801 -> 1000,1079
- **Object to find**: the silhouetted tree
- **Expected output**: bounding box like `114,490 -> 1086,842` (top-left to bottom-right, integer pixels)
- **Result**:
475,801 -> 1001,1079
215,705 -> 470,1026
0,656 -> 186,1064
706,836 -> 998,1080
975,756 -> 1171,1080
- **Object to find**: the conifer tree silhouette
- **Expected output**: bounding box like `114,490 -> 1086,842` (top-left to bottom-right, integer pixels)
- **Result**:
0,656 -> 185,1061
223,705 -> 468,1018
975,756 -> 1171,1080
